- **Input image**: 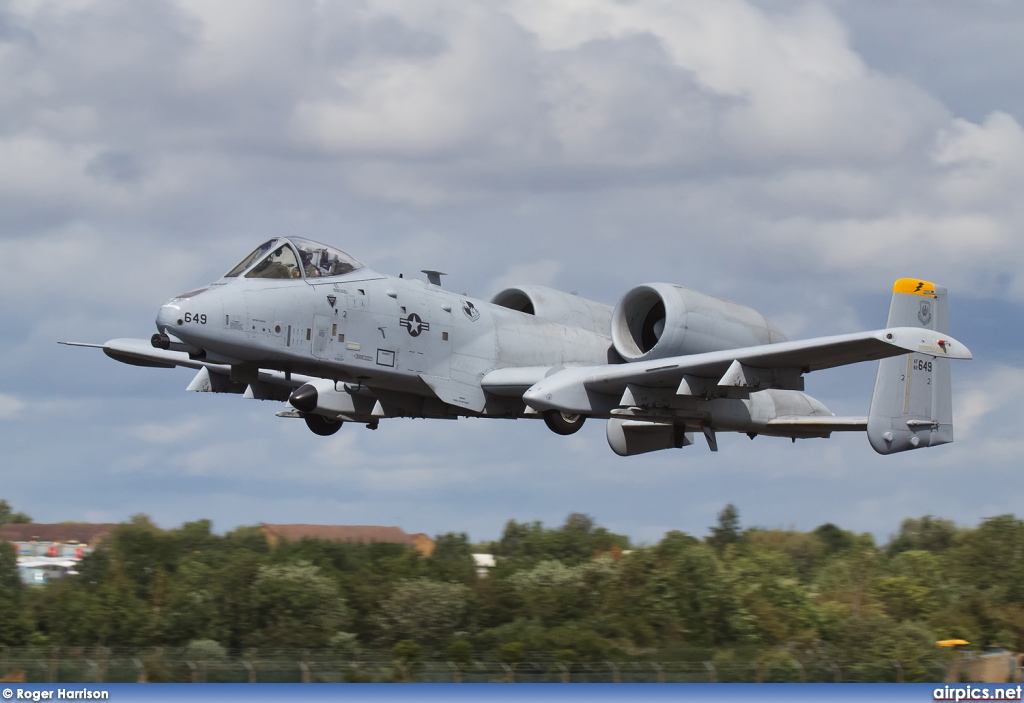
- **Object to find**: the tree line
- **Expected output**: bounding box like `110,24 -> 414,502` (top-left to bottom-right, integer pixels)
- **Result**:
1,500 -> 1023,682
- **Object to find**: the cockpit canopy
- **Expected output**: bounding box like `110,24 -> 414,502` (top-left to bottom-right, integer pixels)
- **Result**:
224,238 -> 363,280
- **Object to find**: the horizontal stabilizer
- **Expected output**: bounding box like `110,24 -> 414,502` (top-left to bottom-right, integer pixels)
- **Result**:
768,416 -> 868,432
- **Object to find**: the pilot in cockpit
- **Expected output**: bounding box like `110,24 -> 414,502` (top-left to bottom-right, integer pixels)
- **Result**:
247,245 -> 296,279
299,249 -> 321,278
225,238 -> 363,280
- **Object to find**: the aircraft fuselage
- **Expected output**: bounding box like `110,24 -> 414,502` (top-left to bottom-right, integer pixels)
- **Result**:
157,268 -> 614,418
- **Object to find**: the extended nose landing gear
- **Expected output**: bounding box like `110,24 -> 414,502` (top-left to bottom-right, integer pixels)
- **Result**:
304,414 -> 343,436
543,410 -> 586,435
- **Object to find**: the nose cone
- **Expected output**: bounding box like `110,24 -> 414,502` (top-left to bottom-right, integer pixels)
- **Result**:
290,384 -> 319,413
155,302 -> 181,334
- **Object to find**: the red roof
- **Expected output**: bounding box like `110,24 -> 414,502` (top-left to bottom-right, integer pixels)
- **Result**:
0,523 -> 118,544
260,524 -> 425,549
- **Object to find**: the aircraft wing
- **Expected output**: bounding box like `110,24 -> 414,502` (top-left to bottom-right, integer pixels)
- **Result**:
519,326 -> 972,414
60,339 -> 314,398
61,338 -> 212,370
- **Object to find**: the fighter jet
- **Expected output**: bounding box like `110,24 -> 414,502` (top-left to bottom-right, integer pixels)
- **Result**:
63,237 -> 972,456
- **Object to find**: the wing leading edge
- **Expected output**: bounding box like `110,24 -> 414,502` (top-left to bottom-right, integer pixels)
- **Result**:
59,339 -> 311,396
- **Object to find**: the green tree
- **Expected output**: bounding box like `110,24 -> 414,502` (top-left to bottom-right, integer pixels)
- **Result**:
428,533 -> 476,584
813,536 -> 881,620
813,523 -> 854,556
374,578 -> 470,648
447,639 -> 473,665
599,547 -> 680,645
873,576 -> 936,622
246,561 -> 346,649
845,618 -> 939,682
745,529 -> 826,581
758,649 -> 802,682
490,515 -> 628,567
158,557 -> 222,645
663,540 -> 755,646
0,540 -> 31,644
211,550 -> 266,650
329,631 -> 362,658
173,519 -> 221,563
707,504 -> 742,553
107,514 -> 180,600
947,515 -> 1024,605
392,640 -> 422,682
887,515 -> 958,556
507,557 -> 616,627
0,499 -> 31,526
183,638 -> 228,681
45,559 -> 152,647
656,530 -> 700,560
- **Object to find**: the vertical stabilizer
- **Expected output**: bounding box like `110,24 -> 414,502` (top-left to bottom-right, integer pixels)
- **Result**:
867,279 -> 953,454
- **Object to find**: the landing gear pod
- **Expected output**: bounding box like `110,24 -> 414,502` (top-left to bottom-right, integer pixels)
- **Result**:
288,379 -> 376,435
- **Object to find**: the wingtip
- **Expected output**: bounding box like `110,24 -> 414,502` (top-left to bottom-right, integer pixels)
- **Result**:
57,341 -> 104,348
877,328 -> 973,360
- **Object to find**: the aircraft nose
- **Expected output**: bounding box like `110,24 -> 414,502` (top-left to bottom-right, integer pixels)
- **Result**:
155,301 -> 182,333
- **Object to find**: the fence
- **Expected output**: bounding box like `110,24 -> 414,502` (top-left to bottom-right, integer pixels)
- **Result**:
0,647 -> 975,684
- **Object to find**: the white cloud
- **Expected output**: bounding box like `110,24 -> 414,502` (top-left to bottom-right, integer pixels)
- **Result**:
770,212 -> 1008,275
133,417 -> 210,445
276,0 -> 947,193
488,260 -> 562,297
956,365 -> 1024,438
0,393 -> 26,419
935,111 -> 1024,172
933,111 -> 1024,205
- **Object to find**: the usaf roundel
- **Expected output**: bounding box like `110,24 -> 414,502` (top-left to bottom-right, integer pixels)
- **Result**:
400,313 -> 430,337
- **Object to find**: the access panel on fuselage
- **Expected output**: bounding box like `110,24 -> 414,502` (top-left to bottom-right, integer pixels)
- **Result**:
304,282 -> 363,366
384,284 -> 452,378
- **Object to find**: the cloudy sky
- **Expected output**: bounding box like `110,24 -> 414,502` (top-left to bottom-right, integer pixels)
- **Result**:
2,0 -> 1023,545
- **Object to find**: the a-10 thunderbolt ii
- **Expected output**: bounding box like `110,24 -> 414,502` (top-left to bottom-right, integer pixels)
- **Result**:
64,237 -> 972,456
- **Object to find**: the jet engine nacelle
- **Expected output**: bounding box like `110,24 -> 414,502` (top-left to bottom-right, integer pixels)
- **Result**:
491,285 -> 613,337
611,283 -> 788,362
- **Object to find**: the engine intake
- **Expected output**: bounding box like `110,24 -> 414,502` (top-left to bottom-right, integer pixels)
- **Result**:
491,285 -> 613,337
611,283 -> 787,362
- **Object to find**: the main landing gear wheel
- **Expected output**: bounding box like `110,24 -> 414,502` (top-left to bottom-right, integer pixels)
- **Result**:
304,414 -> 343,436
543,410 -> 586,435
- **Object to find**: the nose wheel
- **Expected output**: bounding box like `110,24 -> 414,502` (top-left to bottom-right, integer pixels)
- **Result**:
304,414 -> 343,436
543,410 -> 585,435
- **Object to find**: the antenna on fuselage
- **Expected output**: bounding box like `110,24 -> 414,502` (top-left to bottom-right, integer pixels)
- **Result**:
421,270 -> 447,287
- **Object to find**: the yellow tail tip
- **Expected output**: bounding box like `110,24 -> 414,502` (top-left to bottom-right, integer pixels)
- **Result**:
893,278 -> 937,297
